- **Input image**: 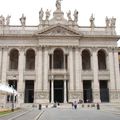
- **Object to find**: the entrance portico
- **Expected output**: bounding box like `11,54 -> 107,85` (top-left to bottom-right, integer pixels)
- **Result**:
50,79 -> 67,103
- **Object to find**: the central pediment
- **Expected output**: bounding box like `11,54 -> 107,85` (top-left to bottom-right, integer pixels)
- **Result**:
34,24 -> 83,37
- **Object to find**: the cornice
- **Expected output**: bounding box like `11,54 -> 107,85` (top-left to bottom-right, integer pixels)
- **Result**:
84,35 -> 120,39
0,34 -> 35,39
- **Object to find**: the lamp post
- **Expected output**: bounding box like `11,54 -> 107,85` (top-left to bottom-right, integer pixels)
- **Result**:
11,85 -> 14,112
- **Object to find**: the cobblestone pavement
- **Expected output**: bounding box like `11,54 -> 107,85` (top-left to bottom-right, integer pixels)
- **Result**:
38,108 -> 120,120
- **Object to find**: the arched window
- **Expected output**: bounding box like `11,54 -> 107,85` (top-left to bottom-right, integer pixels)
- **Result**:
82,49 -> 91,70
53,48 -> 64,69
98,50 -> 106,70
9,49 -> 19,70
25,49 -> 35,70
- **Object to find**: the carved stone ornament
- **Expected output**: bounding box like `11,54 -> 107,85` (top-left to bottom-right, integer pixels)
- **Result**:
34,91 -> 49,99
35,25 -> 82,36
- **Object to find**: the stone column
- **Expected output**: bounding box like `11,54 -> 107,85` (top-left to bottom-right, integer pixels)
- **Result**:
74,47 -> 82,100
18,47 -> 25,104
69,47 -> 74,91
1,47 -> 8,83
92,48 -> 100,102
43,47 -> 48,90
114,48 -> 120,89
69,47 -> 75,102
80,50 -> 83,99
36,47 -> 42,91
1,47 -> 7,106
109,48 -> 115,89
43,47 -> 49,102
34,47 -> 43,103
0,47 -> 2,81
75,47 -> 80,90
52,54 -> 53,69
51,79 -> 54,103
64,79 -> 67,103
108,48 -> 116,102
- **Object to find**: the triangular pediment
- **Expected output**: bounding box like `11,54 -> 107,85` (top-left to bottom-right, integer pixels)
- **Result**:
35,24 -> 83,37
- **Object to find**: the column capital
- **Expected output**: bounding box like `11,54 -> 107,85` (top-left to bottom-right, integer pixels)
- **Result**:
75,46 -> 80,49
51,75 -> 54,80
0,46 -> 3,50
36,46 -> 43,51
19,46 -> 25,52
113,47 -> 119,52
64,75 -> 67,80
3,46 -> 9,51
107,47 -> 114,52
68,46 -> 75,50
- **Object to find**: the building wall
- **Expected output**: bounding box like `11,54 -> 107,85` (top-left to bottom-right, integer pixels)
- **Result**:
0,43 -> 120,104
0,2 -> 120,104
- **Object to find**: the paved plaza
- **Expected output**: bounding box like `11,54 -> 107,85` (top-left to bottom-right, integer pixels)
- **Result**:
0,105 -> 120,120
38,108 -> 120,120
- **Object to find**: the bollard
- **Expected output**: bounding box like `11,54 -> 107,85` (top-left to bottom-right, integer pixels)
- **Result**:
96,103 -> 100,110
82,104 -> 84,108
39,104 -> 42,110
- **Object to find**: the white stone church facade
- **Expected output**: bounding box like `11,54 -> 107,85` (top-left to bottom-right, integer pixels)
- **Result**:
0,1 -> 120,105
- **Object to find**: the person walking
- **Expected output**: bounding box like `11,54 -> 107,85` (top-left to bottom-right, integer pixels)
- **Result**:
73,101 -> 77,109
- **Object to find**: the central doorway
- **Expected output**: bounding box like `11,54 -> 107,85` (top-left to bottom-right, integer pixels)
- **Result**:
54,80 -> 64,103
83,80 -> 93,103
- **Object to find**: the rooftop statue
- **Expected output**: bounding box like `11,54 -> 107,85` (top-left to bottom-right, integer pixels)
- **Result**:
73,9 -> 78,23
67,10 -> 72,20
105,16 -> 110,27
6,15 -> 11,26
45,9 -> 50,20
0,15 -> 5,25
20,14 -> 26,26
110,17 -> 116,27
56,0 -> 62,11
90,14 -> 95,27
39,8 -> 44,22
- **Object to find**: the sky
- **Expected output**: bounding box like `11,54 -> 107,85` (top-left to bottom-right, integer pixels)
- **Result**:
0,0 -> 120,45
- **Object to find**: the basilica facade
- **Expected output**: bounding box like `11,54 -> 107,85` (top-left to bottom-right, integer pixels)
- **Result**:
0,1 -> 120,105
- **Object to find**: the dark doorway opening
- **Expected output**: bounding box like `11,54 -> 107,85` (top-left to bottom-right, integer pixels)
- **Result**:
54,80 -> 64,103
83,80 -> 93,103
24,80 -> 34,103
99,80 -> 109,102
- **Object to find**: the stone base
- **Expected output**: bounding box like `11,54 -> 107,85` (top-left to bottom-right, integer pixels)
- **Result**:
68,90 -> 83,102
34,91 -> 49,104
50,10 -> 67,24
0,94 -> 6,107
109,90 -> 120,103
18,91 -> 24,104
93,90 -> 101,103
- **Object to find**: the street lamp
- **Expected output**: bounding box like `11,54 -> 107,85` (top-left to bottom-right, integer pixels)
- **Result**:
11,85 -> 15,112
